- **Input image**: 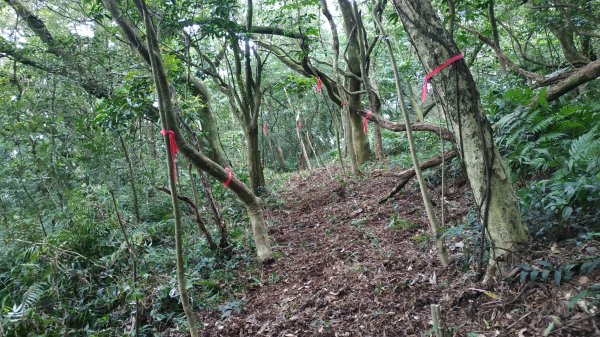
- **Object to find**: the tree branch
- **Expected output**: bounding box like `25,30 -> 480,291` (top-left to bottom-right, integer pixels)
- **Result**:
547,59 -> 600,101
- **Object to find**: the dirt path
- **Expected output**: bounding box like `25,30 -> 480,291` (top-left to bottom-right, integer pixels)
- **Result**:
200,167 -> 599,336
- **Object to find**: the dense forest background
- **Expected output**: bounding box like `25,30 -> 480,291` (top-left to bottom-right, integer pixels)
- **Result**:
0,0 -> 599,336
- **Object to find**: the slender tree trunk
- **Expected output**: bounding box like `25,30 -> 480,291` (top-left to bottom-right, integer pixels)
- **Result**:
447,0 -> 455,36
321,0 -> 359,175
369,67 -> 386,162
119,135 -> 142,223
333,112 -> 347,177
246,126 -> 265,194
284,89 -> 312,170
487,0 -> 506,73
197,169 -> 228,249
158,186 -> 218,251
269,136 -> 287,171
374,0 -> 449,267
132,2 -> 197,335
296,126 -> 312,170
306,131 -> 325,168
392,0 -> 527,282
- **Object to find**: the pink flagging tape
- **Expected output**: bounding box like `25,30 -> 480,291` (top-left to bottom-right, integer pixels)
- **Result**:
160,129 -> 178,182
363,110 -> 372,134
223,167 -> 234,188
421,54 -> 463,103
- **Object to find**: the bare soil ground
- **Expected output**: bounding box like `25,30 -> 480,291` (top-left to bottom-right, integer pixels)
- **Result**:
199,166 -> 600,336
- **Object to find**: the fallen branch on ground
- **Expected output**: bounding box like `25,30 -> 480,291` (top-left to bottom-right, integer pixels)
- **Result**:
379,150 -> 458,204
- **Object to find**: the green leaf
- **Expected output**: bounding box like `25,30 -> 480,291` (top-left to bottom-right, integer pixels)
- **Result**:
554,270 -> 562,286
520,270 -> 529,284
561,206 -> 573,220
541,269 -> 550,282
567,290 -> 588,310
530,270 -> 539,283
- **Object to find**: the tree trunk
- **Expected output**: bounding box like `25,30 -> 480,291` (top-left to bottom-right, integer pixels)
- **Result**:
487,0 -> 506,73
246,126 -> 265,194
321,0 -> 358,175
119,134 -> 142,223
368,65 -> 386,162
269,136 -> 287,171
550,26 -> 590,65
374,0 -> 448,267
392,0 -> 528,282
188,78 -> 231,167
296,125 -> 312,170
338,0 -> 372,165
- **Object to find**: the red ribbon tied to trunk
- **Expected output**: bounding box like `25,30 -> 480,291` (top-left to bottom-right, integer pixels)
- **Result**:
316,77 -> 322,93
421,54 -> 463,104
363,110 -> 372,134
341,102 -> 348,107
223,167 -> 234,188
297,120 -> 302,130
262,122 -> 267,135
160,129 -> 179,183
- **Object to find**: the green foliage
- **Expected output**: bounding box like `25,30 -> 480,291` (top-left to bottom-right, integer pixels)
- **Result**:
517,256 -> 600,286
387,215 -> 419,231
489,85 -> 600,238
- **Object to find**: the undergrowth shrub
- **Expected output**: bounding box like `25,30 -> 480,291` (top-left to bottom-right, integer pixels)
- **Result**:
489,86 -> 600,239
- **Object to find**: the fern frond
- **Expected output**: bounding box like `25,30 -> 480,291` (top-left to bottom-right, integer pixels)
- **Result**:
2,283 -> 45,322
537,132 -> 567,144
531,115 -> 559,134
569,127 -> 600,171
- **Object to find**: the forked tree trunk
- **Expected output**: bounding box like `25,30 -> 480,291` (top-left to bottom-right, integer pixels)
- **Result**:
392,0 -> 527,282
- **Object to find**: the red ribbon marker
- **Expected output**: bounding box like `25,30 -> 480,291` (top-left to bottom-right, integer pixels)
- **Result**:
316,77 -> 322,93
363,110 -> 372,134
262,122 -> 267,135
223,167 -> 233,188
160,129 -> 178,182
297,120 -> 302,129
421,54 -> 463,104
341,102 -> 348,107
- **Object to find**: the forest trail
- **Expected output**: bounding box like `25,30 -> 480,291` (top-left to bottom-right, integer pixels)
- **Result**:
199,167 -> 598,336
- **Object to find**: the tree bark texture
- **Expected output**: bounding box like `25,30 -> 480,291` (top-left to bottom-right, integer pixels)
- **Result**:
392,0 -> 527,280
338,0 -> 372,164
